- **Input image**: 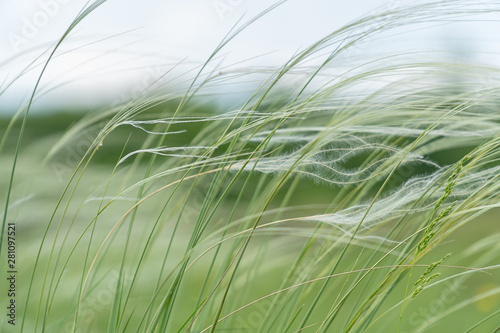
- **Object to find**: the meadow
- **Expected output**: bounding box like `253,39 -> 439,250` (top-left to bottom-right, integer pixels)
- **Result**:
1,1 -> 500,332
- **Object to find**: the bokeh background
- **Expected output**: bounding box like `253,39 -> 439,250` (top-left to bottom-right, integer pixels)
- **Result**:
2,0 -> 500,111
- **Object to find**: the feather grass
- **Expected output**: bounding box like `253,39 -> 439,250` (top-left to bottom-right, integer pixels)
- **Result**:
2,1 -> 500,332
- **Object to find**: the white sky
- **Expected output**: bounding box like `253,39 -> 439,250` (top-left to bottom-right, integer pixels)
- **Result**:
1,0 -> 499,112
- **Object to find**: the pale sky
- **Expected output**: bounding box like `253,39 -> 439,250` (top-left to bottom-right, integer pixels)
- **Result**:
1,0 -> 499,112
